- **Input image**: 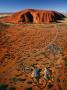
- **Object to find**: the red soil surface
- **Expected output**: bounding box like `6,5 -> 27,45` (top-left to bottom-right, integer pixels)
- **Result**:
0,23 -> 67,90
0,9 -> 65,24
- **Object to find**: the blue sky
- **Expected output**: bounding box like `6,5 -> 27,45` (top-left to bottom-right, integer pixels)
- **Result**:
0,0 -> 67,12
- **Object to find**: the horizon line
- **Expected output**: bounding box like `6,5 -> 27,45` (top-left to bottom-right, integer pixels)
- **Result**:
0,8 -> 67,13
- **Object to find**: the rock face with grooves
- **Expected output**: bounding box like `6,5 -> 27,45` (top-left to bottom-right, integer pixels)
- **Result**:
0,9 -> 65,24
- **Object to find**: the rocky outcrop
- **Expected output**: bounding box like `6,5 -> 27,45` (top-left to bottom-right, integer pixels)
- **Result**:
0,9 -> 65,24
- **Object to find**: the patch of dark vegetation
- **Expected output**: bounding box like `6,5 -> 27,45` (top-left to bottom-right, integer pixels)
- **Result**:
27,81 -> 33,84
56,78 -> 60,83
63,57 -> 67,66
47,82 -> 53,89
12,77 -> 26,82
0,83 -> 8,90
25,87 -> 32,90
12,77 -> 20,82
31,63 -> 37,67
9,87 -> 16,90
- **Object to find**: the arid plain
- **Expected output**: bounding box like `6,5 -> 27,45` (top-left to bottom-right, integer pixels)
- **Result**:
0,10 -> 67,90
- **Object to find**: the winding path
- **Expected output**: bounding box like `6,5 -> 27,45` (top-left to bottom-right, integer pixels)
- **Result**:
32,24 -> 59,56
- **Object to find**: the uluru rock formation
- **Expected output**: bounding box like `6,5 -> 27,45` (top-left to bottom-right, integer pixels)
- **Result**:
0,9 -> 65,24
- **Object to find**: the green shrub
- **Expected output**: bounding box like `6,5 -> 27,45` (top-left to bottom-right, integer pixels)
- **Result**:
0,83 -> 8,90
47,83 -> 53,89
12,77 -> 20,82
27,81 -> 33,84
31,63 -> 37,67
9,87 -> 16,90
56,78 -> 60,83
25,87 -> 32,90
12,77 -> 26,82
